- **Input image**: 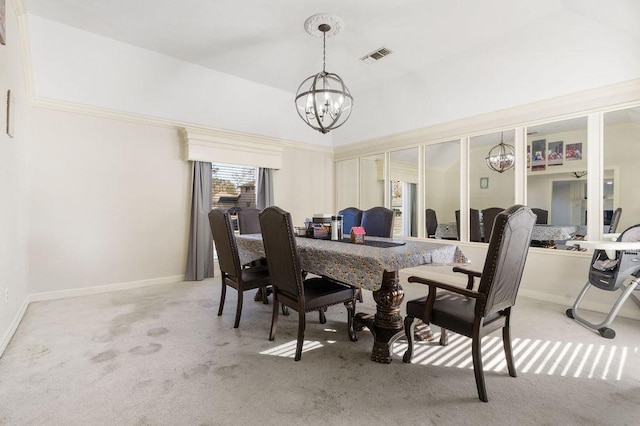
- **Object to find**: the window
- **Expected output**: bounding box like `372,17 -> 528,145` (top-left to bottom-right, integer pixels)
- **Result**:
212,163 -> 257,235
212,163 -> 257,210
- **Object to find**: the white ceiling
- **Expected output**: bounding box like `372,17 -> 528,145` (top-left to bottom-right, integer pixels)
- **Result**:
25,0 -> 640,98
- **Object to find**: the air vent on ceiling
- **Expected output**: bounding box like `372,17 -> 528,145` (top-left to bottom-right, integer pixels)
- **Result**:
360,47 -> 393,64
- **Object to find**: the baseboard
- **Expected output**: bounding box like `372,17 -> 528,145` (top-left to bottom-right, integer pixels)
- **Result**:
519,288 -> 640,321
0,298 -> 29,358
28,275 -> 185,303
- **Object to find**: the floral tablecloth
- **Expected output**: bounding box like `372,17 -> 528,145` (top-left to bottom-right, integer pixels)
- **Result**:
235,234 -> 468,291
530,225 -> 580,241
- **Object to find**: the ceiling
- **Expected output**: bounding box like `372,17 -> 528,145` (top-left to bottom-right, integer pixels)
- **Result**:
25,0 -> 640,98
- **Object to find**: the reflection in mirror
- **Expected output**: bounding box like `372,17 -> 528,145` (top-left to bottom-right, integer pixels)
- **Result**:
390,148 -> 419,237
336,159 -> 358,212
470,130 -> 515,242
526,117 -> 588,247
604,107 -> 639,232
360,153 -> 385,210
425,140 -> 460,240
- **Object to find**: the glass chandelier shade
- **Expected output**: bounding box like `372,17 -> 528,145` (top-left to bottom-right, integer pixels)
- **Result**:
295,22 -> 353,134
485,132 -> 515,173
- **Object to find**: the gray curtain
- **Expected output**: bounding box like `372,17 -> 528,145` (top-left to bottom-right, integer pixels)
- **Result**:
256,168 -> 274,209
410,183 -> 418,237
185,161 -> 215,281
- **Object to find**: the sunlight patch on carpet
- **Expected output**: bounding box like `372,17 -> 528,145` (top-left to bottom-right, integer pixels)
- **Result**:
393,333 -> 635,381
259,340 -> 336,358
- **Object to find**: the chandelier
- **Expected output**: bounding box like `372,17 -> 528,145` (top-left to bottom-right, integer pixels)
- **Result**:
295,14 -> 353,134
485,132 -> 515,173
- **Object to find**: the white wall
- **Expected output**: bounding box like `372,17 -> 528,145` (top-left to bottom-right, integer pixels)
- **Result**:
26,15 -> 331,148
25,108 -> 336,295
0,0 -> 30,354
27,109 -> 191,293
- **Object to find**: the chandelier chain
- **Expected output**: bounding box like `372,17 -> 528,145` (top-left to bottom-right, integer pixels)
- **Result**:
322,32 -> 326,73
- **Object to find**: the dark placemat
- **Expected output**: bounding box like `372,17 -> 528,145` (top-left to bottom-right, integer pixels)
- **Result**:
297,235 -> 405,248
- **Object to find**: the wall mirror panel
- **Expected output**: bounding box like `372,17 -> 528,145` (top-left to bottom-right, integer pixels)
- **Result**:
526,117 -> 588,246
390,148 -> 419,237
470,130 -> 515,242
604,106 -> 640,232
425,140 -> 460,240
336,158 -> 358,212
360,153 -> 385,210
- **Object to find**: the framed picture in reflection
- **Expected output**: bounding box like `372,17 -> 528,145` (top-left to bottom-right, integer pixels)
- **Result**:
531,139 -> 546,171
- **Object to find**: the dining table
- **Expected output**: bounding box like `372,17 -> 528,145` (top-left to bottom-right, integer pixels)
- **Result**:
235,233 -> 468,363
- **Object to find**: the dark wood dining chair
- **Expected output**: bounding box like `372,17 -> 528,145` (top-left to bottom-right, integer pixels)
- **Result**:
455,209 -> 482,242
530,208 -> 548,225
361,206 -> 394,237
481,207 -> 504,243
403,205 -> 536,402
338,207 -> 363,236
425,208 -> 438,238
259,206 -> 358,361
237,207 -> 262,234
208,208 -> 271,328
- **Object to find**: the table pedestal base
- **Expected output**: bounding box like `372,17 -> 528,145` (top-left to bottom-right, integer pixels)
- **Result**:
354,270 -> 436,363
354,270 -> 406,363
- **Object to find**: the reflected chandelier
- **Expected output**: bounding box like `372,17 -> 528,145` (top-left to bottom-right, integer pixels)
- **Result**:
295,14 -> 353,134
486,132 -> 515,173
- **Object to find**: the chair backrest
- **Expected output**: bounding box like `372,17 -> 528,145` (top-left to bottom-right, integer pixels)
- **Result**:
237,208 -> 262,234
455,209 -> 482,242
259,206 -> 304,302
477,205 -> 536,317
361,207 -> 395,237
425,209 -> 438,236
481,207 -> 504,242
339,207 -> 363,235
530,208 -> 548,225
609,207 -> 622,233
208,209 -> 242,278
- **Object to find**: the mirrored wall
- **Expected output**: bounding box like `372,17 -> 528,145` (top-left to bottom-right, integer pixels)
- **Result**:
470,130 -> 516,242
526,117 -> 588,238
335,103 -> 639,247
425,140 -> 460,239
336,158 -> 358,212
390,148 -> 419,237
604,106 -> 639,233
359,153 -> 385,210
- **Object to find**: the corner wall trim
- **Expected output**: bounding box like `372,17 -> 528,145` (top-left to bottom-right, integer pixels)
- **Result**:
0,299 -> 30,359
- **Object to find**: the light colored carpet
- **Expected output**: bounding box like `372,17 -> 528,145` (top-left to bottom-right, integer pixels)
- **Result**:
0,275 -> 639,425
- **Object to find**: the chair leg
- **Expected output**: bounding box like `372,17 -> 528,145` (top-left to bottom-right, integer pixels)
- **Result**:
261,286 -> 269,304
269,299 -> 279,341
319,307 -> 327,324
345,299 -> 357,342
472,335 -> 488,402
403,316 -> 416,363
295,311 -> 306,361
217,281 -> 227,317
439,327 -> 448,346
503,325 -> 517,378
233,289 -> 243,328
356,288 -> 363,303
